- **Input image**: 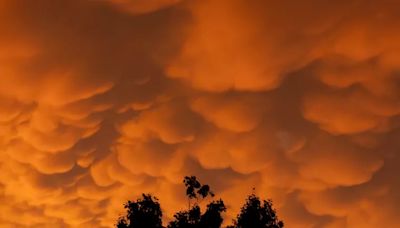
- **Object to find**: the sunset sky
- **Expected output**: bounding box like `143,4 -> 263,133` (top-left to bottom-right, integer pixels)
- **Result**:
1,0 -> 400,227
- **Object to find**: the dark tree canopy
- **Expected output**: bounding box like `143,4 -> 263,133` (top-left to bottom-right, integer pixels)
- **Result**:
232,194 -> 284,228
116,194 -> 163,228
167,200 -> 226,228
199,200 -> 226,228
167,205 -> 201,228
116,176 -> 283,228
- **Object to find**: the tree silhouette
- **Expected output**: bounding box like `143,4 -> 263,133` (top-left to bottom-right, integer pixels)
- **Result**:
199,199 -> 226,228
116,176 -> 284,228
168,176 -> 225,228
116,194 -> 163,228
167,205 -> 201,228
231,194 -> 284,228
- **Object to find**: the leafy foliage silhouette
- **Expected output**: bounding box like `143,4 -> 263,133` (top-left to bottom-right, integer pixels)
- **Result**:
231,194 -> 284,228
167,205 -> 201,228
116,176 -> 283,228
183,176 -> 215,200
116,194 -> 163,228
168,176 -> 224,228
198,199 -> 226,228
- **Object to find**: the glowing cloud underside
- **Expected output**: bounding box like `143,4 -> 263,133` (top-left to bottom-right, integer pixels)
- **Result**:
0,0 -> 399,227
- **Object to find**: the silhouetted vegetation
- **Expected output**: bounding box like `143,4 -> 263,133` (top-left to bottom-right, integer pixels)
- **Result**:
116,194 -> 163,228
116,176 -> 283,228
168,176 -> 225,228
231,194 -> 283,228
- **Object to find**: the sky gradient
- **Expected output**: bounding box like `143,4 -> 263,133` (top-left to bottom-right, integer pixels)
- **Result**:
0,0 -> 400,227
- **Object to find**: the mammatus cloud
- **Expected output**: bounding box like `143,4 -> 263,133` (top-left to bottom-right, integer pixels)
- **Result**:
106,0 -> 183,14
0,0 -> 399,227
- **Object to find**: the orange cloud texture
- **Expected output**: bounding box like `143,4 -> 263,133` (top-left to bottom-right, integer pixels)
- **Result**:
0,0 -> 399,227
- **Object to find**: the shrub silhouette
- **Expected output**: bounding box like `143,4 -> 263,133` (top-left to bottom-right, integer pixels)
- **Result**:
116,176 -> 283,228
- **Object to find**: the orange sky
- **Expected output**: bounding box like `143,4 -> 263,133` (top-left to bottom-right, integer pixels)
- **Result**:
0,0 -> 400,227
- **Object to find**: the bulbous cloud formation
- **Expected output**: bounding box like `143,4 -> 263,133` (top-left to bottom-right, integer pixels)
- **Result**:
105,0 -> 182,14
0,0 -> 399,227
